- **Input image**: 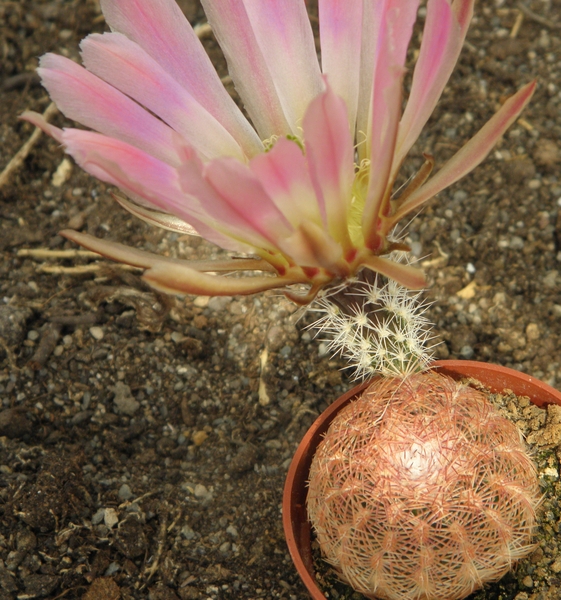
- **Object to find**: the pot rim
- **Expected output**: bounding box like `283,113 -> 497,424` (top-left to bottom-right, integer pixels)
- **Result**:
282,360 -> 561,600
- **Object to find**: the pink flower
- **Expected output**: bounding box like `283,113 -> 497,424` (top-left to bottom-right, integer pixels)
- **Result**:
22,0 -> 534,303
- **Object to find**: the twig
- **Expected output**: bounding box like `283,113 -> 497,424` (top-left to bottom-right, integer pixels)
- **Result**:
193,22 -> 212,38
517,2 -> 560,29
118,490 -> 158,510
17,248 -> 100,260
0,336 -> 19,371
0,102 -> 58,189
49,312 -> 101,326
1,72 -> 40,92
28,324 -> 61,370
510,10 -> 524,38
38,263 -> 139,275
167,508 -> 183,534
142,511 -> 169,584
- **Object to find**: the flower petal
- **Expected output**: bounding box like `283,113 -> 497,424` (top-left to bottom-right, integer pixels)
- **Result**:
61,229 -> 186,269
250,137 -> 322,228
58,129 -> 249,252
20,111 -> 64,144
242,0 -> 323,130
60,230 -> 292,296
99,0 -> 262,157
80,33 -> 244,161
362,255 -> 427,289
112,193 -> 199,235
319,0 -> 363,134
200,0 -> 291,139
361,0 -> 420,249
395,0 -> 474,167
37,53 -> 185,167
390,81 -> 536,225
277,220 -> 343,271
303,85 -> 355,251
143,263 -> 300,297
61,230 -> 275,272
196,158 -> 294,250
357,0 -> 420,160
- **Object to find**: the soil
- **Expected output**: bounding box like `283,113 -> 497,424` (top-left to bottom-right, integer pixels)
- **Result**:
1,1 -> 561,599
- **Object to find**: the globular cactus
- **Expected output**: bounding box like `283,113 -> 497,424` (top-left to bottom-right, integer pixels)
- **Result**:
307,371 -> 541,600
308,258 -> 435,380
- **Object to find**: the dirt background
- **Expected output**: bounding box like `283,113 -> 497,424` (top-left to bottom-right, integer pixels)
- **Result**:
1,0 -> 561,599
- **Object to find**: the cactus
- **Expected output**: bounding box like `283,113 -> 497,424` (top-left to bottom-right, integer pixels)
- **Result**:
307,371 -> 541,600
308,254 -> 435,380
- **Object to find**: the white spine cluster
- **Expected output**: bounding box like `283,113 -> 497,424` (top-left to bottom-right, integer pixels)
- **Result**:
308,255 -> 435,379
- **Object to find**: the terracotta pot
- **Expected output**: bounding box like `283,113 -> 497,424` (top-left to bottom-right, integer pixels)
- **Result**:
283,360 -> 561,600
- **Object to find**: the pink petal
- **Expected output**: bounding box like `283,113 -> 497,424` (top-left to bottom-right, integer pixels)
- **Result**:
303,85 -> 355,251
242,0 -> 323,131
99,0 -> 262,158
143,263 -> 301,297
196,158 -> 294,251
250,138 -> 323,228
362,255 -> 427,289
62,230 -> 276,272
361,1 -> 420,249
61,229 -> 189,269
80,33 -> 244,161
59,129 -> 248,252
20,111 -> 64,144
395,0 -> 475,168
277,220 -> 343,271
319,0 -> 363,134
60,230 -> 294,296
38,53 -> 185,167
355,0 -> 379,150
390,81 -> 537,225
357,0 -> 420,160
200,0 -> 291,139
112,194 -> 199,235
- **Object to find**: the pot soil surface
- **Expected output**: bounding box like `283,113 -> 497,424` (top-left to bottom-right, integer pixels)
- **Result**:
1,1 -> 561,599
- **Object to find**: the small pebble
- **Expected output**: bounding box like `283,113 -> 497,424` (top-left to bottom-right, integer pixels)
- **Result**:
551,559 -> 561,573
27,330 -> 40,341
509,236 -> 525,250
104,508 -> 119,529
522,576 -> 533,588
542,467 -> 558,478
192,430 -> 208,446
265,439 -> 282,449
92,508 -> 105,525
112,382 -> 140,416
104,562 -> 120,576
118,484 -> 133,501
193,296 -> 209,307
219,541 -> 231,554
171,331 -> 184,343
525,323 -> 540,341
181,525 -> 196,540
194,484 -> 213,501
89,326 -> 104,341
226,525 -> 239,538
